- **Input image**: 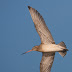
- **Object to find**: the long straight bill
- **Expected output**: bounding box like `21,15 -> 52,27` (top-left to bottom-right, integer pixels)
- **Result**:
21,50 -> 32,55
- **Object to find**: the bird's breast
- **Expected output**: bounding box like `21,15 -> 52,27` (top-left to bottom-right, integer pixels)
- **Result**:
39,44 -> 63,52
41,44 -> 55,52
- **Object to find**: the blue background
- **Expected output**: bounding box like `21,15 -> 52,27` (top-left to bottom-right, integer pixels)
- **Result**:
0,0 -> 72,72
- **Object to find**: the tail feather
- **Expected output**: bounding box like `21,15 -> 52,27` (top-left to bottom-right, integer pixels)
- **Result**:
59,50 -> 67,57
58,41 -> 68,57
58,41 -> 66,47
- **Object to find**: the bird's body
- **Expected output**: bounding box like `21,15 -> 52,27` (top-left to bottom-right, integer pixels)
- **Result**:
22,6 -> 68,72
38,44 -> 66,52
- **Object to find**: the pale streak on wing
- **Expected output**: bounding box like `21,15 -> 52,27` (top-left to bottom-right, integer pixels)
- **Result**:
28,6 -> 55,44
28,6 -> 55,72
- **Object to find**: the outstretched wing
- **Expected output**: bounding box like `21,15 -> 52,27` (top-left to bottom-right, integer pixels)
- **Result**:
28,6 -> 55,72
28,6 -> 55,44
40,52 -> 55,72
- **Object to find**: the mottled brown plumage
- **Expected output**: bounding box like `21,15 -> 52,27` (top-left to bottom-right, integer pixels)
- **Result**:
22,6 -> 68,72
28,6 -> 55,72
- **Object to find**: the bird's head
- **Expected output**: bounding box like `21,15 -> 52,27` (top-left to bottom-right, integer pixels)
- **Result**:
32,46 -> 39,51
21,46 -> 39,55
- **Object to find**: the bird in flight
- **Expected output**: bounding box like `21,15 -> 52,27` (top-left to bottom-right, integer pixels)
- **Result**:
22,6 -> 68,72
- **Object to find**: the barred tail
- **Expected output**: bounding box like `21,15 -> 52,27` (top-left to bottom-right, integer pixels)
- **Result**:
58,41 -> 68,57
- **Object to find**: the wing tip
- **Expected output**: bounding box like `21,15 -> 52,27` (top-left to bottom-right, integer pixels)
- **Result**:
28,6 -> 31,10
